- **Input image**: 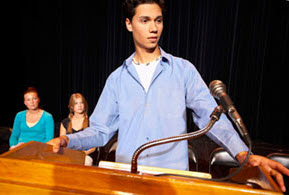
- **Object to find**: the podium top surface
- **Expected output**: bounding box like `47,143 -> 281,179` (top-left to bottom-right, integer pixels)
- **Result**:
0,141 -> 85,165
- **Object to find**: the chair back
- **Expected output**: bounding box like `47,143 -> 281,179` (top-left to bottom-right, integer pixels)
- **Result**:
209,147 -> 239,176
267,153 -> 289,169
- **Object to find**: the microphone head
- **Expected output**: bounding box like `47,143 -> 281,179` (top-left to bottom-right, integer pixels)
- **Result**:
209,80 -> 226,99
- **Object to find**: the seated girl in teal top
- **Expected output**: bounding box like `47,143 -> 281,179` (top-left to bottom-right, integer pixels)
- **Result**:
9,87 -> 54,149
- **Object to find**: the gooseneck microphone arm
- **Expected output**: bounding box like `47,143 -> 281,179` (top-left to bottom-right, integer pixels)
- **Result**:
131,105 -> 223,174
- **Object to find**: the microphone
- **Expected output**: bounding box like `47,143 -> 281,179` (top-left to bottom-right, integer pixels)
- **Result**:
209,80 -> 251,145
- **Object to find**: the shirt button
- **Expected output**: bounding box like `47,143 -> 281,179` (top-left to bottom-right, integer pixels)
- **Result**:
146,137 -> 149,140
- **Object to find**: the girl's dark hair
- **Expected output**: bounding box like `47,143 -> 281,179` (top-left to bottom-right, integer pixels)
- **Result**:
24,87 -> 38,97
123,0 -> 165,21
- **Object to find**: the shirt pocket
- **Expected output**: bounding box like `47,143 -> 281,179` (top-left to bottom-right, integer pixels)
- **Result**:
155,87 -> 186,119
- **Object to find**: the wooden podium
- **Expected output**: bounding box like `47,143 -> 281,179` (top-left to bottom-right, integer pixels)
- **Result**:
0,141 -> 283,194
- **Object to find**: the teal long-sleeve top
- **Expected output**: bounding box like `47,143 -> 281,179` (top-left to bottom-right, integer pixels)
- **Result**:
9,110 -> 54,146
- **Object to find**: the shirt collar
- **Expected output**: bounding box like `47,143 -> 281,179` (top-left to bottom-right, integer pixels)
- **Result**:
123,47 -> 171,67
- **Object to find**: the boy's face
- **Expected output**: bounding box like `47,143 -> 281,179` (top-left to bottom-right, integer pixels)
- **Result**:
126,3 -> 163,51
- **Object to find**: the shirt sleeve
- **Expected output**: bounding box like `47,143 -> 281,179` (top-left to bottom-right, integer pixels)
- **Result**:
184,61 -> 248,158
9,113 -> 21,147
44,112 -> 54,142
67,74 -> 119,150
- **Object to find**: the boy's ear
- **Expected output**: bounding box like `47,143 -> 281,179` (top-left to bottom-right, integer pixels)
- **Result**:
125,18 -> 133,32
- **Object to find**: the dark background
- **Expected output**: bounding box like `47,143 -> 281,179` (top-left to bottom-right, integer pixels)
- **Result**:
1,0 -> 288,149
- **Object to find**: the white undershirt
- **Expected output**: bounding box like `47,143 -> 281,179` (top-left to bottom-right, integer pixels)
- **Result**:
133,58 -> 161,92
27,121 -> 38,127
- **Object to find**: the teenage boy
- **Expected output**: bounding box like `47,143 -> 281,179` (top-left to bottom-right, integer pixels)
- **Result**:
48,0 -> 289,192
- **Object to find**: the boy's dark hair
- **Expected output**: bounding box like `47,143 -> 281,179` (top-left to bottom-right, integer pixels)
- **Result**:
123,0 -> 165,21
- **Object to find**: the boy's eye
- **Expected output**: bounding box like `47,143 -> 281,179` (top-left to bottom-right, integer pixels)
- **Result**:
156,19 -> 162,23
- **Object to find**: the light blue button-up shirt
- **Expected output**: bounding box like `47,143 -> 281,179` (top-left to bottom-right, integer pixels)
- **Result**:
67,48 -> 248,170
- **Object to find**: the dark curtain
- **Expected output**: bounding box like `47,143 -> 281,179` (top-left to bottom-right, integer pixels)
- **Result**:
2,0 -> 288,148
